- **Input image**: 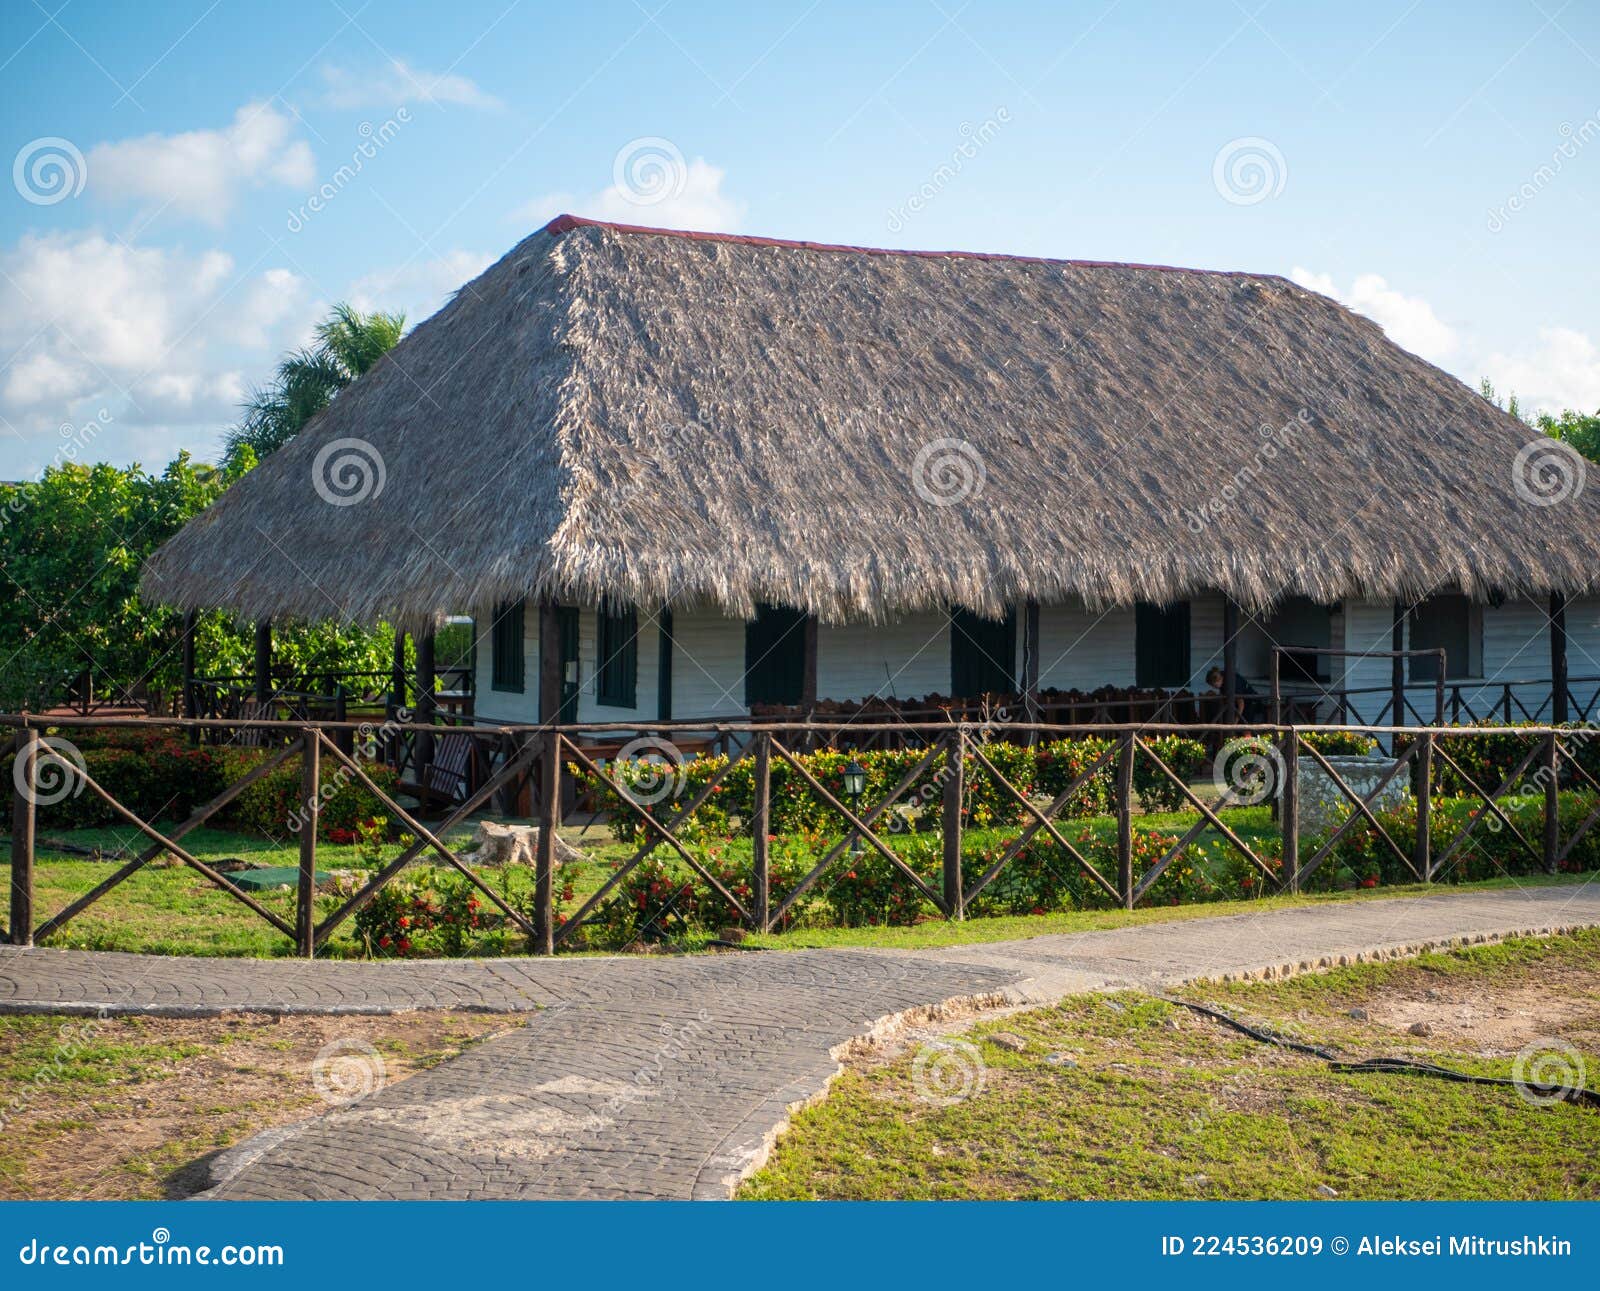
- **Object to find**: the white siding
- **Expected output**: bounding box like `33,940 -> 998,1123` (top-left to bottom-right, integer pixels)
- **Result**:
1188,593 -> 1226,691
1569,596 -> 1600,717
471,605 -> 538,725
668,609 -> 748,720
818,612 -> 951,700
1037,600 -> 1135,689
571,608 -> 661,724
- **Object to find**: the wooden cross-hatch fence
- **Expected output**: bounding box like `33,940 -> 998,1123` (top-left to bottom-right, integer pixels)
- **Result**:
3,714 -> 1597,954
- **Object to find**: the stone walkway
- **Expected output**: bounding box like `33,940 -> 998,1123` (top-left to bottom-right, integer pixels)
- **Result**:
2,885 -> 1596,1199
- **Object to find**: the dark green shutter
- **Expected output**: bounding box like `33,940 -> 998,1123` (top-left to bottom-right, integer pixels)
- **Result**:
744,604 -> 807,706
950,608 -> 1017,697
490,600 -> 525,692
1408,594 -> 1470,682
595,605 -> 638,708
1134,601 -> 1191,687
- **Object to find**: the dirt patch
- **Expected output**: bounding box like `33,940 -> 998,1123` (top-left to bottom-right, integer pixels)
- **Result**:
0,1011 -> 511,1200
1364,981 -> 1600,1054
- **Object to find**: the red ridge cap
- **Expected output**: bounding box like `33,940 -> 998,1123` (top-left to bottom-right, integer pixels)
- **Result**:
537,213 -> 1282,280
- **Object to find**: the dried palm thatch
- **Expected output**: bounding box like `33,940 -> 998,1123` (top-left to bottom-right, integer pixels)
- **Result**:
143,215 -> 1600,628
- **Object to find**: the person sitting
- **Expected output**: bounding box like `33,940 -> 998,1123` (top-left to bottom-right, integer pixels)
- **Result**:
1205,667 -> 1262,721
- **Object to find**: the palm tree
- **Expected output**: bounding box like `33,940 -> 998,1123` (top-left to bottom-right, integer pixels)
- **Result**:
224,303 -> 405,470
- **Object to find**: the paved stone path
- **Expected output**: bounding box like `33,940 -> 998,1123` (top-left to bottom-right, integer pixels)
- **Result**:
2,885 -> 1596,1199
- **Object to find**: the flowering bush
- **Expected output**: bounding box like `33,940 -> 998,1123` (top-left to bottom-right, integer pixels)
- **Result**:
579,736 -> 1206,845
1317,790 -> 1600,887
1425,724 -> 1600,798
353,879 -> 438,957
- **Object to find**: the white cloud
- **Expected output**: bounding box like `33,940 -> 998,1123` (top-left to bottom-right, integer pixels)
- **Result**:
1481,327 -> 1600,415
320,59 -> 501,110
87,101 -> 315,225
1290,267 -> 1458,363
1292,265 -> 1600,417
511,157 -> 745,234
0,231 -> 310,474
347,250 -> 495,325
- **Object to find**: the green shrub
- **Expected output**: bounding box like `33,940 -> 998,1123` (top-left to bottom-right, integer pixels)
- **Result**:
1318,790 -> 1599,887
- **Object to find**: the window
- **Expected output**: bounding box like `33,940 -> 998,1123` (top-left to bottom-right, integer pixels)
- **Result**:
745,604 -> 808,706
1135,601 -> 1191,687
595,605 -> 638,708
1409,594 -> 1476,681
950,608 -> 1016,697
489,600 -> 524,692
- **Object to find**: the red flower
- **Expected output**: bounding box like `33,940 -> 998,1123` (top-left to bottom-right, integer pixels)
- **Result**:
398,916 -> 410,928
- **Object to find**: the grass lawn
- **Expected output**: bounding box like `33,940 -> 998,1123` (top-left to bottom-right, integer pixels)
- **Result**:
0,1010 -> 510,1199
739,930 -> 1600,1200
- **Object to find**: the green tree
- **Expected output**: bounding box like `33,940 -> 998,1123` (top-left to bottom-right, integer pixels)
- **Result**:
0,454 -> 398,712
223,302 -> 405,470
1534,406 -> 1600,465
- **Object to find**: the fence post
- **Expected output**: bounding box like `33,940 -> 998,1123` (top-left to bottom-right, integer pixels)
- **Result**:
1543,731 -> 1560,875
1280,728 -> 1299,892
1414,732 -> 1433,881
1116,731 -> 1135,910
942,729 -> 965,920
534,730 -> 561,954
296,731 -> 319,957
10,726 -> 38,946
751,734 -> 771,932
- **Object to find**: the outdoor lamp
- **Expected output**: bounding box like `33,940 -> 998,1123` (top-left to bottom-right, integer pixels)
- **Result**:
843,758 -> 866,802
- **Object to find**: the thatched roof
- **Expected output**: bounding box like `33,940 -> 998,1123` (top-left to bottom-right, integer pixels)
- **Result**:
143,215 -> 1600,628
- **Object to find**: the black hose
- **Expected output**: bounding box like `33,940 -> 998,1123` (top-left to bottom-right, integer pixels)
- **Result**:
1157,993 -> 1600,1109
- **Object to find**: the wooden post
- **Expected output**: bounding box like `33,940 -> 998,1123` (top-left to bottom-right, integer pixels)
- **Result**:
391,630 -> 408,712
533,730 -> 561,954
296,732 -> 319,956
1280,729 -> 1299,892
941,728 -> 965,919
415,630 -> 436,786
1391,600 -> 1406,752
1543,732 -> 1560,875
181,610 -> 198,743
1414,732 -> 1433,881
800,615 -> 819,749
1022,599 -> 1041,743
1116,731 -> 1135,909
1222,595 -> 1239,728
538,602 -> 562,724
10,726 -> 38,945
751,734 -> 771,931
333,685 -> 352,759
1550,592 -> 1569,725
254,619 -> 273,705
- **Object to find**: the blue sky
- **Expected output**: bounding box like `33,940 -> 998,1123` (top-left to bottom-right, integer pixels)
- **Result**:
2,0 -> 1596,476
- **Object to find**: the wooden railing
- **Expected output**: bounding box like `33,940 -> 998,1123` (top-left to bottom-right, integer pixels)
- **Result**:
3,715 -> 1597,955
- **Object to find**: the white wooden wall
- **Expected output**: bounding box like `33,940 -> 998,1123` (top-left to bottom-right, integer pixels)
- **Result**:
470,594 -> 1600,725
